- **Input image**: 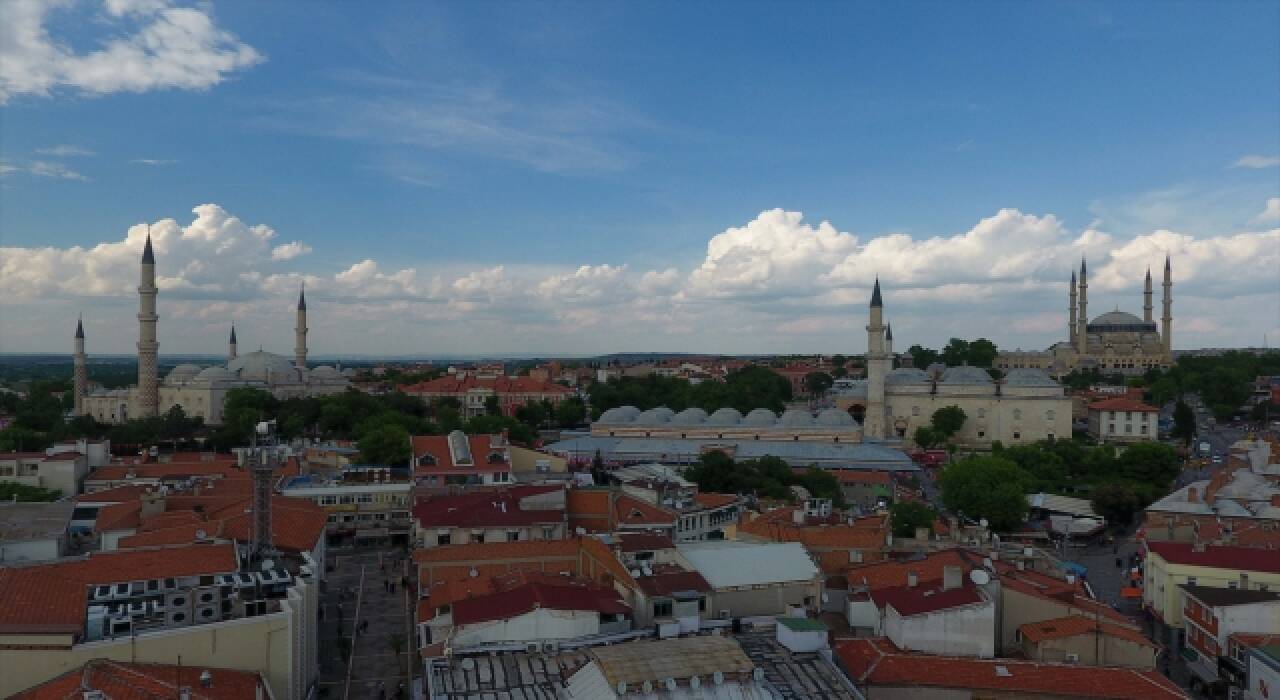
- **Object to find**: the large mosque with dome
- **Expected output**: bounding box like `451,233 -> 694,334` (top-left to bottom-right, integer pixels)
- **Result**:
995,256 -> 1174,377
75,234 -> 350,426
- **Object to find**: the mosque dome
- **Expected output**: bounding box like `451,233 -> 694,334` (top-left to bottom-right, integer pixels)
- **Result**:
705,408 -> 743,426
635,407 -> 676,425
778,409 -> 815,427
1003,368 -> 1059,387
940,366 -> 995,385
742,408 -> 779,427
310,365 -> 343,382
1090,310 -> 1145,327
598,406 -> 641,424
672,408 -> 709,425
815,408 -> 857,427
165,364 -> 202,384
194,366 -> 236,383
226,351 -> 299,383
885,368 -> 930,385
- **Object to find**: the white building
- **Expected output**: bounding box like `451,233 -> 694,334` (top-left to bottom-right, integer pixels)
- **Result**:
676,540 -> 821,619
1088,397 -> 1160,442
0,501 -> 74,563
867,566 -> 996,658
0,450 -> 89,496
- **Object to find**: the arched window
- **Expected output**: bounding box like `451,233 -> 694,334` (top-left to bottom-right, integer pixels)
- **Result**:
1013,409 -> 1022,420
417,453 -> 437,467
977,408 -> 986,419
1046,410 -> 1055,421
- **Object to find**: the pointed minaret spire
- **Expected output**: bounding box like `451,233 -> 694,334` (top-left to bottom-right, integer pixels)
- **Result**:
230,324 -> 237,344
228,323 -> 238,361
297,284 -> 307,311
141,228 -> 155,264
295,284 -> 308,370
1076,257 -> 1089,355
75,315 -> 84,339
73,315 -> 87,416
885,323 -> 893,342
1143,266 -> 1154,323
869,277 -> 883,308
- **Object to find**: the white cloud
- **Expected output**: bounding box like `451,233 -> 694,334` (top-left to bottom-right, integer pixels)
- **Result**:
0,0 -> 263,103
1231,154 -> 1280,169
270,241 -> 312,261
28,160 -> 88,181
2,203 -> 1276,355
132,158 -> 178,166
0,161 -> 18,176
36,145 -> 94,157
1251,197 -> 1280,225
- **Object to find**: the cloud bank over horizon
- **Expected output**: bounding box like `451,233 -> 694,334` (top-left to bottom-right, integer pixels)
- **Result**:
2,203 -> 1277,357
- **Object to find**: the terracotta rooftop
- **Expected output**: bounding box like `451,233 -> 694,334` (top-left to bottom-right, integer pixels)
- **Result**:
87,461 -> 243,481
692,492 -> 739,509
871,581 -> 986,617
413,537 -> 581,564
413,485 -> 564,528
633,566 -> 712,597
410,433 -> 512,474
1147,541 -> 1280,574
613,532 -> 675,552
12,660 -> 264,700
75,484 -> 155,503
400,375 -> 572,395
1018,615 -> 1157,648
614,493 -> 677,527
451,578 -> 629,625
845,548 -> 974,590
835,638 -> 1186,699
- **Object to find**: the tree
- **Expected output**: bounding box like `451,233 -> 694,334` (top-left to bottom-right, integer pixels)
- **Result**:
515,401 -> 547,428
889,501 -> 937,538
357,423 -> 411,466
940,338 -> 971,367
968,338 -> 999,368
803,372 -> 834,396
484,395 -> 501,416
930,405 -> 967,439
1173,400 -> 1195,445
938,456 -> 1032,531
1116,442 -> 1180,486
913,426 -> 940,449
907,344 -> 940,369
1091,481 -> 1145,526
795,467 -> 846,508
554,397 -> 587,427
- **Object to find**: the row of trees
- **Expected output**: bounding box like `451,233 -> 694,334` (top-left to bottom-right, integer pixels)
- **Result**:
905,338 -> 999,370
587,366 -> 793,417
683,451 -> 845,507
937,440 -> 1181,530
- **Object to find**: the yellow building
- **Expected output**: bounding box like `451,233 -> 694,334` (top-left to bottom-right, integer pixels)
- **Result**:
1142,541 -> 1280,646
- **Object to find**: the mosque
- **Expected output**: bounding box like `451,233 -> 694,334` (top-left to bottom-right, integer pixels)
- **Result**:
995,257 -> 1174,377
74,234 -> 350,426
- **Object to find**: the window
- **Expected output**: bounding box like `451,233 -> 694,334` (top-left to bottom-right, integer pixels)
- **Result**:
1013,432 -> 1021,440
357,494 -> 373,504
418,453 -> 437,467
542,527 -> 555,539
1013,409 -> 1022,420
1186,577 -> 1197,586
507,530 -> 521,542
437,533 -> 452,546
977,431 -> 985,438
1046,410 -> 1055,421
1140,424 -> 1148,434
977,408 -> 986,419
911,406 -> 920,417
653,599 -> 673,618
319,495 -> 337,505
1228,581 -> 1239,589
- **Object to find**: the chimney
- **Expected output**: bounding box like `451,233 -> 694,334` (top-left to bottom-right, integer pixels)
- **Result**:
792,509 -> 805,525
943,566 -> 963,591
907,571 -> 918,588
1240,573 -> 1250,589
1187,487 -> 1198,503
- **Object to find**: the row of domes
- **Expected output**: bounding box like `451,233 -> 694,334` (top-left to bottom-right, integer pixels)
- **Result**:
596,405 -> 858,428
164,351 -> 349,386
879,366 -> 1057,387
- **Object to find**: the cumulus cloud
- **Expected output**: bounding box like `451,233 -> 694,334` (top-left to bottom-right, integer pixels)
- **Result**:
0,0 -> 263,103
1251,197 -> 1280,225
2,202 -> 1276,355
270,241 -> 312,261
1232,154 -> 1280,169
28,160 -> 88,181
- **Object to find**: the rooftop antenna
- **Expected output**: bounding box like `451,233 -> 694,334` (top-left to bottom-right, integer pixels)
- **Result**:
248,419 -> 280,560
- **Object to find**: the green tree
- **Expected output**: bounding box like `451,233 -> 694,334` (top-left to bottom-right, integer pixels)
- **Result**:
0,482 -> 62,502
968,338 -> 999,368
1116,442 -> 1180,485
913,426 -> 940,450
930,405 -> 967,439
1173,400 -> 1195,445
554,397 -> 587,427
803,372 -> 834,396
484,395 -> 502,416
940,338 -> 971,367
939,456 -> 1032,531
357,423 -> 411,466
1091,481 -> 1144,526
889,501 -> 937,538
795,467 -> 846,508
515,401 -> 547,428
907,345 -> 940,369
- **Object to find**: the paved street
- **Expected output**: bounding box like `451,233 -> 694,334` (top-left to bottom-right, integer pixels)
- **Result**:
318,547 -> 417,700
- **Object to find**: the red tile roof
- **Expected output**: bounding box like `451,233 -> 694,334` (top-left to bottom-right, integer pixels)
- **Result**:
75,484 -> 155,503
832,470 -> 891,485
87,461 -> 243,482
871,582 -> 985,616
614,532 -> 675,552
692,493 -> 739,509
451,578 -> 629,625
413,485 -> 564,528
410,434 -> 511,475
566,489 -> 615,532
1088,398 -> 1159,413
400,375 -> 572,395
1019,615 -> 1157,648
614,493 -> 677,527
1147,541 -> 1280,574
634,567 -> 712,597
835,638 -> 1186,699
12,660 -> 264,700
95,500 -> 144,531
414,538 -> 582,564
0,544 -> 238,635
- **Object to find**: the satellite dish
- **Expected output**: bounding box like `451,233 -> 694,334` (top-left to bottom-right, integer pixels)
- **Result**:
969,569 -> 991,585
630,569 -> 642,578
195,529 -> 207,540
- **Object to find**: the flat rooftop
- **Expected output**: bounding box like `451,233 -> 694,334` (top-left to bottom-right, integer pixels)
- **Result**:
0,500 -> 74,542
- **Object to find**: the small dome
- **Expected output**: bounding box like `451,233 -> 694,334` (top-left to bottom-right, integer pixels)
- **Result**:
672,408 -> 709,425
1003,368 -> 1059,387
635,407 -> 675,425
705,408 -> 743,426
815,409 -> 856,427
940,366 -> 994,385
165,364 -> 202,384
742,408 -> 779,427
778,409 -> 814,427
598,406 -> 641,424
194,366 -> 236,383
885,368 -> 930,385
1090,310 -> 1145,327
226,351 -> 298,383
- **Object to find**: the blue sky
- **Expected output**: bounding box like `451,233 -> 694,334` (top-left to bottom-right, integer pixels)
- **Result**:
2,0 -> 1278,356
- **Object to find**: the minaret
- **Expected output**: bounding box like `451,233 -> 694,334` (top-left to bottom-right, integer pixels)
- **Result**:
885,323 -> 894,356
1161,255 -> 1173,358
294,285 -> 308,370
136,231 -> 159,418
229,324 -> 238,361
1068,270 -> 1078,346
73,317 -> 87,416
1143,267 -> 1153,323
865,278 -> 888,440
1076,258 -> 1088,355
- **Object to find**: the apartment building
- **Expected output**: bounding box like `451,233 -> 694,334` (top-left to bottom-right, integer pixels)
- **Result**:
1144,541 -> 1280,646
0,450 -> 89,496
1088,398 -> 1159,442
